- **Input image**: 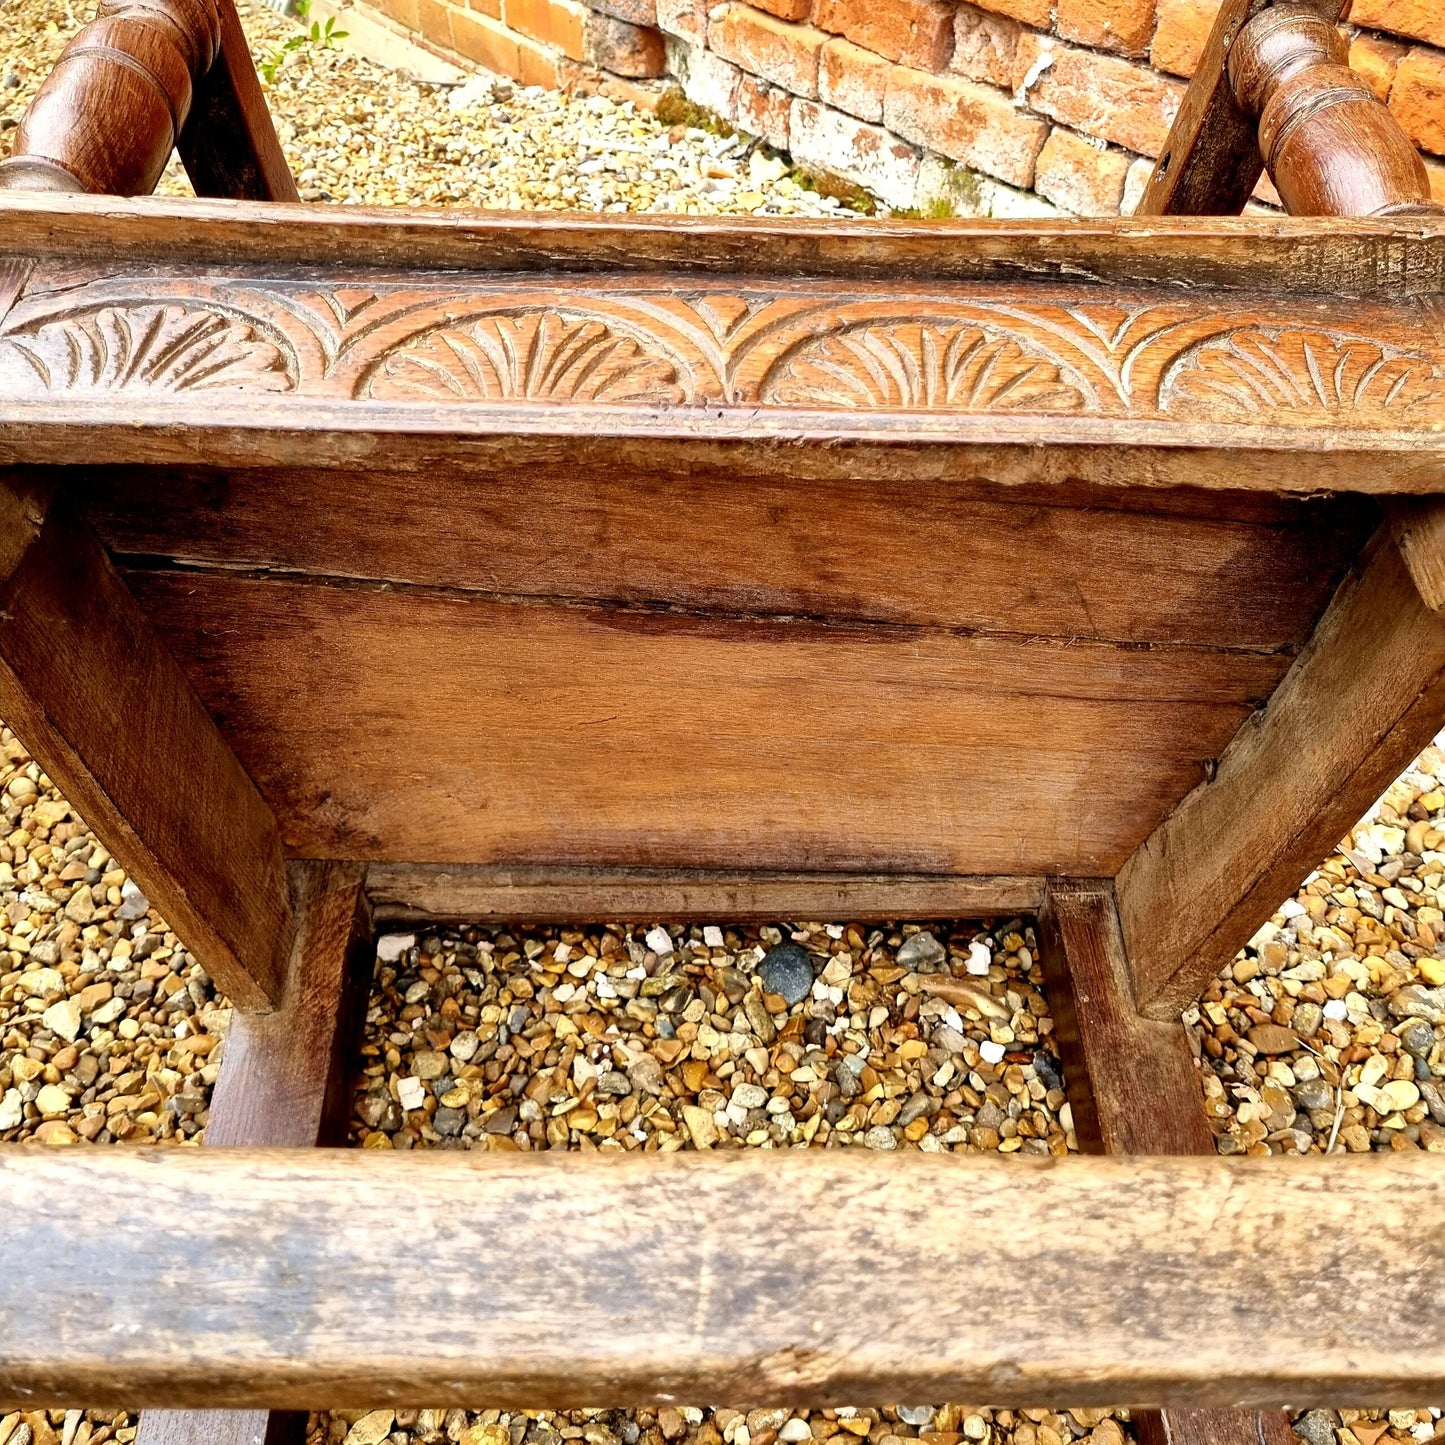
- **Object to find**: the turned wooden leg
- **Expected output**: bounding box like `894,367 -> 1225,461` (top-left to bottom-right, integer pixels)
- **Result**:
133,861 -> 372,1445
1038,880 -> 1299,1445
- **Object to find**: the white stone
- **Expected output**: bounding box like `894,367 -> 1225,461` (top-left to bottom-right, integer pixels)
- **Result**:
42,997 -> 82,1043
376,932 -> 415,963
396,1076 -> 427,1111
0,1088 -> 22,1131
116,878 -> 149,921
978,1039 -> 1006,1065
645,925 -> 675,955
17,966 -> 63,998
1323,998 -> 1349,1020
703,925 -> 725,948
967,940 -> 992,975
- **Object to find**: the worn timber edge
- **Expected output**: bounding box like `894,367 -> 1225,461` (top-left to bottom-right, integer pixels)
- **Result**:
365,865 -> 1046,924
1,194 -> 1444,293
2,1149 -> 1442,1410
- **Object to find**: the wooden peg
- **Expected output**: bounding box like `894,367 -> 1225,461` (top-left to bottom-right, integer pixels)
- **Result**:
0,0 -> 221,196
1227,2 -> 1440,216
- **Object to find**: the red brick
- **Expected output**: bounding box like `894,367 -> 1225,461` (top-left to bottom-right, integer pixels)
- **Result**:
371,0 -> 422,32
710,5 -> 831,97
1350,31 -> 1410,100
1390,46 -> 1445,157
518,29 -> 567,83
1033,124 -> 1131,212
737,72 -> 793,144
656,0 -> 706,40
971,0 -> 1050,29
1148,0 -> 1219,77
585,11 -> 667,71
884,65 -> 1048,185
751,0 -> 813,22
583,0 -> 657,27
812,0 -> 954,69
447,7 -> 519,69
819,36 -> 891,119
950,3 -> 1019,87
465,0 -> 503,23
504,0 -> 588,58
1057,0 -> 1154,56
1349,0 -> 1445,49
1015,34 -> 1184,156
682,46 -> 743,117
789,97 -> 920,206
415,0 -> 457,49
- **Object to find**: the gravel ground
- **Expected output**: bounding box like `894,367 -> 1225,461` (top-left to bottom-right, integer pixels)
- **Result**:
3,3 -> 1443,1443
1,0 -> 851,215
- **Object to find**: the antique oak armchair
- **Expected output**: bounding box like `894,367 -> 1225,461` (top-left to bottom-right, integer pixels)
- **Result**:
1,0 -> 1443,1439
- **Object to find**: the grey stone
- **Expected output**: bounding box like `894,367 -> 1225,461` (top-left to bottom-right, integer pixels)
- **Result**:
895,1409 -> 934,1429
116,878 -> 149,921
1291,1001 -> 1323,1039
1389,985 -> 1445,1024
597,1069 -> 632,1097
485,1104 -> 518,1135
28,937 -> 59,966
1032,1050 -> 1066,1092
758,943 -> 814,1005
627,1055 -> 666,1095
1292,1080 -> 1334,1111
63,884 -> 95,925
433,1106 -> 464,1136
1420,1080 -> 1445,1125
1293,1411 -> 1339,1445
897,1090 -> 933,1127
931,1024 -> 968,1055
863,1124 -> 897,1150
449,1030 -> 481,1062
834,1054 -> 866,1098
1399,1019 -> 1435,1059
896,931 -> 945,969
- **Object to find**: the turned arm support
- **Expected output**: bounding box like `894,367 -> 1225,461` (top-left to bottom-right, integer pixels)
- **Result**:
1227,3 -> 1440,216
0,0 -> 222,195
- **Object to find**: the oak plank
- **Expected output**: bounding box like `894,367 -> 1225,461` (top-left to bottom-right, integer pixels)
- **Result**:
177,0 -> 299,202
1037,882 -> 1297,1445
0,488 -> 291,1010
1389,498 -> 1445,613
366,864 -> 1045,924
71,464 -> 1363,651
1117,527 -> 1445,1019
2,193 -> 1444,297
134,861 -> 369,1445
128,568 -> 1273,876
2,1148 -> 1443,1409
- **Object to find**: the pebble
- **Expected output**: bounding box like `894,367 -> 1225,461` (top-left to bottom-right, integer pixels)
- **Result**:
645,926 -> 675,956
344,1413 -> 395,1445
757,943 -> 813,1006
376,933 -> 415,963
863,1124 -> 897,1149
896,931 -> 944,969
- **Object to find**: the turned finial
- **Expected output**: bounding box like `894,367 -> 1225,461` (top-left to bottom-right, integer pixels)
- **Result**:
1227,2 -> 1439,217
0,0 -> 222,195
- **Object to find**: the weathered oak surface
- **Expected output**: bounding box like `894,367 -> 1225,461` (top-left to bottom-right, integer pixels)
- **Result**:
1037,882 -> 1297,1445
1118,528 -> 1445,1018
366,864 -> 1045,923
128,567 -> 1271,874
2,1149 -> 1442,1409
0,487 -> 290,1009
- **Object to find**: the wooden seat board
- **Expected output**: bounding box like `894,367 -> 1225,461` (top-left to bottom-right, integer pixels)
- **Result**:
68,464 -> 1367,651
129,566 -> 1284,874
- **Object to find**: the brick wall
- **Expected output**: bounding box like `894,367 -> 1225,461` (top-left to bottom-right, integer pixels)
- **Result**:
367,0 -> 1445,215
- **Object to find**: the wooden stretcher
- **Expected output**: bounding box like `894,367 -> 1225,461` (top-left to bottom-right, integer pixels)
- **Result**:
1,0 -> 1444,1438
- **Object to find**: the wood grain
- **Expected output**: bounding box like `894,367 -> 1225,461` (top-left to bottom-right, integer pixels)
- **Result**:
0,0 -> 221,196
2,1148 -> 1443,1409
0,488 -> 291,1010
71,464 -> 1364,651
366,864 -> 1046,924
1118,525 -> 1445,1020
1037,881 -> 1297,1445
127,567 -> 1277,876
1390,498 -> 1445,612
133,862 -> 369,1445
1228,5 -> 1440,218
1136,0 -> 1346,217
5,193 -> 1444,297
177,0 -> 299,202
